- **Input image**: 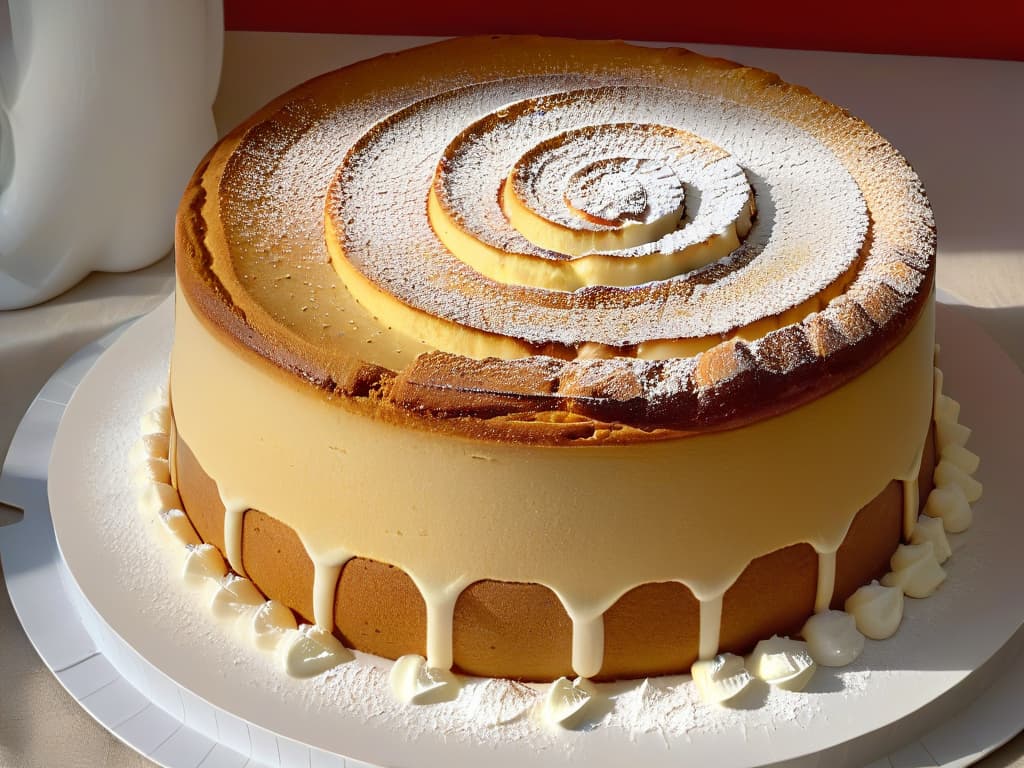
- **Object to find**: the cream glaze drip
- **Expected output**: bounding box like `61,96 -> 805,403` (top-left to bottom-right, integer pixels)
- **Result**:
814,551 -> 838,614
171,291 -> 935,678
697,596 -> 724,661
311,560 -> 345,631
570,614 -> 606,680
901,447 -> 925,540
413,577 -> 471,671
220,495 -> 248,576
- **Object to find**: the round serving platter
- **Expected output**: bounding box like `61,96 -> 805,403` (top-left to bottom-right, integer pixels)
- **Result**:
2,295 -> 1024,768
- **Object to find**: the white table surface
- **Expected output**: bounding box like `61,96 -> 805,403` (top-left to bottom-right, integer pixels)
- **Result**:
1,31 -> 1022,768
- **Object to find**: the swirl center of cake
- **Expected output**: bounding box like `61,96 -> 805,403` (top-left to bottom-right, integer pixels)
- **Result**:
564,157 -> 674,225
433,114 -> 756,290
501,124 -> 699,257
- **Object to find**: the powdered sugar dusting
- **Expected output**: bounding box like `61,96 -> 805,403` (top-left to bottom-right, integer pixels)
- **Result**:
329,78 -> 868,347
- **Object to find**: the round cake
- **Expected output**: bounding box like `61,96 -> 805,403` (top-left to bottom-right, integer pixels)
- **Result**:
169,36 -> 944,684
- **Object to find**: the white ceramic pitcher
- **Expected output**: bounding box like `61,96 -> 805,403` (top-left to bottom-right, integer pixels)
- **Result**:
0,0 -> 222,310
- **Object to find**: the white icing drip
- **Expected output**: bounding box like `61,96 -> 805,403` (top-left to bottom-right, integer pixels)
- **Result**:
413,578 -> 471,671
220,494 -> 248,576
899,438 -> 924,541
814,550 -> 837,613
698,596 -> 723,661
570,614 -> 605,679
311,559 -> 346,631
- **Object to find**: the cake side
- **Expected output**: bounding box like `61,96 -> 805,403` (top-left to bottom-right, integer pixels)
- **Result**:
169,287 -> 937,678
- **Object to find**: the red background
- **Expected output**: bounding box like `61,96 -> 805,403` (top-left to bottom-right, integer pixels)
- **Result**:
224,0 -> 1024,61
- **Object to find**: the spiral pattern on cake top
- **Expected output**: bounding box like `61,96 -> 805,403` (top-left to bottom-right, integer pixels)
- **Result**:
185,37 -> 934,436
326,79 -> 870,359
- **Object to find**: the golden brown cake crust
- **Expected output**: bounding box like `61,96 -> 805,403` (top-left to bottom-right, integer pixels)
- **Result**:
174,35 -> 935,446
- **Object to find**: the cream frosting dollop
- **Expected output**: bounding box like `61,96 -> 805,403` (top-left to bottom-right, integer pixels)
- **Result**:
282,624 -> 353,679
135,456 -> 171,486
251,600 -> 298,651
924,484 -> 973,533
537,676 -> 605,729
933,393 -> 960,423
390,654 -> 462,705
138,481 -> 182,520
140,403 -> 170,435
942,443 -> 981,475
843,581 -> 904,640
210,573 -> 265,620
933,459 -> 983,504
910,514 -> 952,563
935,418 -> 972,453
158,508 -> 201,545
130,432 -> 169,465
801,610 -> 865,667
881,542 -> 947,598
182,542 -> 227,586
747,637 -> 816,691
691,653 -> 754,705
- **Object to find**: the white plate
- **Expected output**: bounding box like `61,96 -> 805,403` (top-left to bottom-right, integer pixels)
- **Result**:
3,295 -> 1024,768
